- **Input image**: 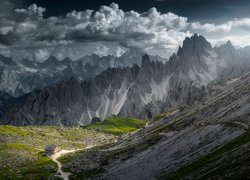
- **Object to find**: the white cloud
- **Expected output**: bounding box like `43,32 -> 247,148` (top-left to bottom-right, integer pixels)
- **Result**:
191,18 -> 250,32
209,35 -> 250,48
0,2 -> 250,61
94,46 -> 109,57
34,49 -> 50,62
13,4 -> 45,21
0,3 -> 192,60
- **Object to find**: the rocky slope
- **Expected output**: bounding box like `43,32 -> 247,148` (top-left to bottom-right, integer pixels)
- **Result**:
0,91 -> 15,116
1,34 -> 250,126
62,72 -> 250,180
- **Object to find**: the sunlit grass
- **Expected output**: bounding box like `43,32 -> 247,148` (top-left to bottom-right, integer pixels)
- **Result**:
0,125 -> 116,179
87,116 -> 147,135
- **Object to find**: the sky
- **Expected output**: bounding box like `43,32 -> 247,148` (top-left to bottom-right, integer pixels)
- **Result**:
0,0 -> 250,61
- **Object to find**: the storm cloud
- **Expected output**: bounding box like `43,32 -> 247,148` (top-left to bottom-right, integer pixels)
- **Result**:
0,2 -> 250,61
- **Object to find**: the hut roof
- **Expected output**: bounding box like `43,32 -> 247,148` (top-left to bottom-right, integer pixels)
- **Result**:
45,144 -> 57,151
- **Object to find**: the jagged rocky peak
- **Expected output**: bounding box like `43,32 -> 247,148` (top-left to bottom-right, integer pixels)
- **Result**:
0,49 -> 148,97
177,34 -> 212,57
141,54 -> 151,66
61,57 -> 73,64
216,40 -> 236,53
40,56 -> 62,66
168,34 -> 215,75
225,40 -> 233,47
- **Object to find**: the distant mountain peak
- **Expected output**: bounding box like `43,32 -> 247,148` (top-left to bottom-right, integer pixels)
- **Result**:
183,34 -> 211,49
177,34 -> 212,57
216,40 -> 236,54
62,57 -> 73,64
226,40 -> 233,45
224,40 -> 235,50
141,54 -> 151,66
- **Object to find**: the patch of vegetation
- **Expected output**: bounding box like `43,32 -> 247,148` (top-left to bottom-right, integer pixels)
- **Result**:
151,113 -> 168,123
0,117 -> 145,178
87,116 -> 147,135
0,126 -> 32,136
213,79 -> 225,86
0,125 -> 116,179
149,109 -> 178,125
0,146 -> 57,179
0,125 -> 115,150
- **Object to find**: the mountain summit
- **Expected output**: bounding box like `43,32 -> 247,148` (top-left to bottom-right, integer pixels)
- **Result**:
178,34 -> 212,57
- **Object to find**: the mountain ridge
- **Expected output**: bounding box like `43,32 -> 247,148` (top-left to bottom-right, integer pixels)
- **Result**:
0,48 -> 166,97
1,34 -> 250,126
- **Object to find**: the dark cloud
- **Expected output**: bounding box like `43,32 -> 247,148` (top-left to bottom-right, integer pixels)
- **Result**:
0,31 -> 20,46
0,2 -> 250,61
24,0 -> 250,23
65,30 -> 155,43
0,3 -> 190,54
0,0 -> 16,17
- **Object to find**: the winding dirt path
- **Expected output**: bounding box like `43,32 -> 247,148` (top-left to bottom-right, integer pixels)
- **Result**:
51,150 -> 76,180
50,146 -> 94,180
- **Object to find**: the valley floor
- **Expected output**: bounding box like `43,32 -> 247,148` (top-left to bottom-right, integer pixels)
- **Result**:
0,117 -> 145,179
0,125 -> 116,179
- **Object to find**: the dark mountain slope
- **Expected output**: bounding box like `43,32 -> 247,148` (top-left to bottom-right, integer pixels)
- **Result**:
0,91 -> 15,116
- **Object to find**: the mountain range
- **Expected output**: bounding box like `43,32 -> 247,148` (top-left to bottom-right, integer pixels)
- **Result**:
0,48 -> 166,97
1,34 -> 250,126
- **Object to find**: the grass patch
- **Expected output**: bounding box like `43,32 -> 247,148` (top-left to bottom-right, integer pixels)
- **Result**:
18,157 -> 57,180
0,126 -> 32,136
151,113 -> 168,123
213,79 -> 225,86
0,125 -> 117,179
0,117 -> 144,178
87,116 -> 147,135
0,149 -> 57,179
0,125 -> 114,149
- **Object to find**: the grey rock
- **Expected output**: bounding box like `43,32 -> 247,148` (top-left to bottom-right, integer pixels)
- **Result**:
0,48 -> 162,97
2,34 -> 250,126
91,117 -> 102,124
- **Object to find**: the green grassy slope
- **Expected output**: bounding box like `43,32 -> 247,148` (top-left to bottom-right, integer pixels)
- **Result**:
0,125 -> 115,179
0,117 -> 146,179
87,116 -> 147,135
